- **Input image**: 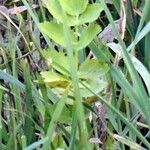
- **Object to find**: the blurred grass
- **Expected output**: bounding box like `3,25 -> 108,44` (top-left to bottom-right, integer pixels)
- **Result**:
0,0 -> 150,150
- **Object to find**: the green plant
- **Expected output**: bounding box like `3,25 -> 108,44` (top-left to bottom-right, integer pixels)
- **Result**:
39,0 -> 108,149
0,0 -> 150,149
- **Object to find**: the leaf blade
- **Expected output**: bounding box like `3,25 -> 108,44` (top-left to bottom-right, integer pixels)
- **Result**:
59,0 -> 88,16
76,24 -> 101,50
39,22 -> 66,46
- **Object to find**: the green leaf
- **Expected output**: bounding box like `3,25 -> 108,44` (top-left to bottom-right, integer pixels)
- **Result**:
78,59 -> 109,79
46,0 -> 76,26
79,79 -> 106,97
0,70 -> 25,90
81,75 -> 150,149
45,2 -> 103,26
22,61 -> 35,144
132,56 -> 150,96
77,3 -> 103,25
41,71 -> 70,88
52,134 -> 68,149
43,88 -> 68,149
76,24 -> 101,50
59,0 -> 88,16
46,0 -> 63,22
0,84 -> 8,92
39,22 -> 66,46
47,104 -> 71,123
42,49 -> 70,76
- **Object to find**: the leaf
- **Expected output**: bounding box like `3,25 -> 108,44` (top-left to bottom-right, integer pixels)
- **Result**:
132,56 -> 150,96
68,3 -> 103,26
0,85 -> 8,92
47,104 -> 71,123
76,24 -> 101,50
43,89 -> 68,149
45,1 -> 103,26
110,66 -> 150,129
45,0 -> 75,26
59,0 -> 88,16
113,134 -> 146,150
46,0 -> 63,22
77,3 -> 103,25
52,134 -> 67,149
24,138 -> 48,150
39,22 -> 76,46
0,70 -> 25,90
39,22 -> 66,46
80,79 -> 107,97
78,59 -> 109,79
41,71 -> 70,88
42,49 -> 71,76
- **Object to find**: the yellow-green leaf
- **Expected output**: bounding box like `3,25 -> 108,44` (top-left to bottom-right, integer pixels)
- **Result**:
78,3 -> 103,25
42,49 -> 70,76
78,59 -> 109,79
39,22 -> 66,46
75,24 -> 101,50
59,0 -> 88,16
41,71 -> 70,88
46,0 -> 63,22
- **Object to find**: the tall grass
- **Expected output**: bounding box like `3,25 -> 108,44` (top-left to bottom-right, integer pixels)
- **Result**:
0,0 -> 150,150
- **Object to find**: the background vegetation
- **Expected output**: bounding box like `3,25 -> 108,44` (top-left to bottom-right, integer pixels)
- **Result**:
0,0 -> 150,149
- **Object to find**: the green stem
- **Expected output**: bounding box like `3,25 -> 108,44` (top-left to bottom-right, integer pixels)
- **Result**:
62,11 -> 90,149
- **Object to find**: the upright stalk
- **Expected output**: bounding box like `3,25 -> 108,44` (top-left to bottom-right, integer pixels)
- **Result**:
62,11 -> 90,150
